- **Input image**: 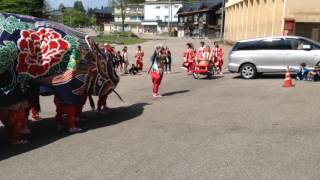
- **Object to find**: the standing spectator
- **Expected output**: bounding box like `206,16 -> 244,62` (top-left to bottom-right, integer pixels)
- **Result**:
115,51 -> 123,71
189,23 -> 193,38
211,41 -> 224,75
121,46 -> 129,74
165,46 -> 172,73
135,45 -> 144,71
198,16 -> 204,38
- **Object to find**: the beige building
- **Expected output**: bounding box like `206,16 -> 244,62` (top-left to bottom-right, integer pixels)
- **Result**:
113,4 -> 144,33
224,0 -> 320,43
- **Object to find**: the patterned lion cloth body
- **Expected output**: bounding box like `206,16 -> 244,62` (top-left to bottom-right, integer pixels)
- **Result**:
0,13 -> 120,143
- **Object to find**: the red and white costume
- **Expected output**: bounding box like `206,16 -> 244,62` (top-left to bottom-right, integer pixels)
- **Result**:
135,50 -> 144,71
183,48 -> 195,74
150,51 -> 166,97
196,46 -> 205,61
104,46 -> 114,54
202,47 -> 211,61
54,96 -> 82,132
211,46 -> 224,72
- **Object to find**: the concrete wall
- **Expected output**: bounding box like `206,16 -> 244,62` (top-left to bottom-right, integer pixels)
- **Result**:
224,0 -> 284,43
284,0 -> 320,23
224,0 -> 320,43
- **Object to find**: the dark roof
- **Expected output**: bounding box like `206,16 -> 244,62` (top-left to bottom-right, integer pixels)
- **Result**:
177,0 -> 222,14
94,7 -> 112,14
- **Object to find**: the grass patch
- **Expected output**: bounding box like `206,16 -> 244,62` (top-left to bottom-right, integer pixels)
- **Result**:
94,32 -> 146,45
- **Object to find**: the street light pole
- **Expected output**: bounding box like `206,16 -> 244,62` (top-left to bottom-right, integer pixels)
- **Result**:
219,0 -> 225,42
168,0 -> 171,36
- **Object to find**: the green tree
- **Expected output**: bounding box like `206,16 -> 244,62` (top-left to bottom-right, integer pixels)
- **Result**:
0,0 -> 45,17
63,8 -> 94,27
73,0 -> 85,13
112,0 -> 144,32
87,8 -> 94,17
58,3 -> 65,11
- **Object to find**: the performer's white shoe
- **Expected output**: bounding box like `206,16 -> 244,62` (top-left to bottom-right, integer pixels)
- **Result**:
153,94 -> 162,98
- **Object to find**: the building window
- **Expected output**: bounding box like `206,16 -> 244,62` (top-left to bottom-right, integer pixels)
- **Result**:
155,16 -> 160,20
174,15 -> 178,19
165,16 -> 169,21
155,6 -> 160,9
164,6 -> 168,8
174,5 -> 179,8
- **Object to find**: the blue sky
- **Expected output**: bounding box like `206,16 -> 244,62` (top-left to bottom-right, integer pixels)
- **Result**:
48,0 -> 111,10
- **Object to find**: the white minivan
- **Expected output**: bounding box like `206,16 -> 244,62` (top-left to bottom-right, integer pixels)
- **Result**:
228,36 -> 320,79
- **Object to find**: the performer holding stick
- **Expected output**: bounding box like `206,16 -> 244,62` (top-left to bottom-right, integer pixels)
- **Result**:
147,45 -> 166,98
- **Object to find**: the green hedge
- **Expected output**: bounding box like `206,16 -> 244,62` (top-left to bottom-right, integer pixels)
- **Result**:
94,32 -> 144,45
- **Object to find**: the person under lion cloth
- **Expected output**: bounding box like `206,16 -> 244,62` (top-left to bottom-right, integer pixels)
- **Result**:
148,45 -> 167,98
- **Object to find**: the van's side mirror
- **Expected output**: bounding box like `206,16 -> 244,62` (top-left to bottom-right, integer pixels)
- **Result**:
303,45 -> 312,51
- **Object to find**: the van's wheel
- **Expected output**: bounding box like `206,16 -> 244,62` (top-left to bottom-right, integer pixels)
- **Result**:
240,64 -> 257,79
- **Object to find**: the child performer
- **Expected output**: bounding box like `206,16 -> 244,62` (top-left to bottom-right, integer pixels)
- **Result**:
183,43 -> 195,75
196,41 -> 205,62
135,45 -> 144,71
211,41 -> 224,75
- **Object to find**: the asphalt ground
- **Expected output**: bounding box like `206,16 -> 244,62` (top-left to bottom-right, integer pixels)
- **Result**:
1,37 -> 320,180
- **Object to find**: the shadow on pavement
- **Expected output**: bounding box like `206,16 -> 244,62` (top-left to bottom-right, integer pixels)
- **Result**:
233,74 -> 286,79
195,75 -> 224,80
162,90 -> 190,96
0,102 -> 150,161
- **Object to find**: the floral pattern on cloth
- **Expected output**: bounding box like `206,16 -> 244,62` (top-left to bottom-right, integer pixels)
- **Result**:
16,27 -> 70,78
0,14 -> 34,35
0,41 -> 17,74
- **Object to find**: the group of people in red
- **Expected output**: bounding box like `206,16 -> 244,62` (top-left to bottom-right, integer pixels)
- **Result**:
102,43 -> 145,75
183,41 -> 224,75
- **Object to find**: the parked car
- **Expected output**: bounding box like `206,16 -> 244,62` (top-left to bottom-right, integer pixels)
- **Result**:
228,36 -> 320,79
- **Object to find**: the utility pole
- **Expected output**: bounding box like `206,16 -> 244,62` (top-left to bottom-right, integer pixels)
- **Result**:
168,0 -> 171,37
219,0 -> 225,42
170,0 -> 172,35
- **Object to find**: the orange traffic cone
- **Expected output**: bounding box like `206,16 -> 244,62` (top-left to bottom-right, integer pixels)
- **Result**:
283,66 -> 294,88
